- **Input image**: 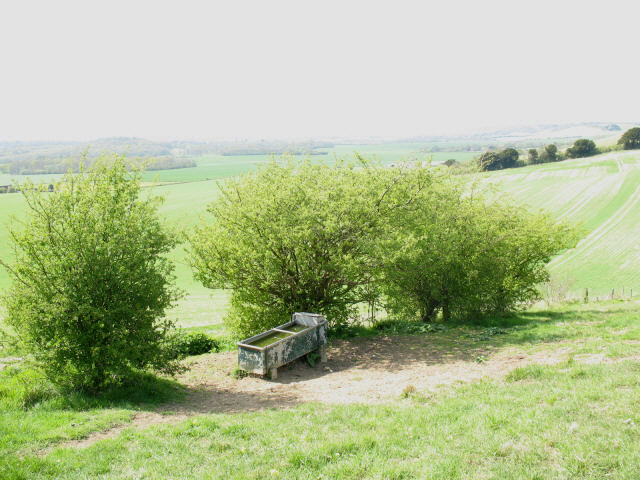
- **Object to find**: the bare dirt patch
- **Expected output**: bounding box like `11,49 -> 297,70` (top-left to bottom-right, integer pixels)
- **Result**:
57,335 -> 640,451
54,334 -> 582,451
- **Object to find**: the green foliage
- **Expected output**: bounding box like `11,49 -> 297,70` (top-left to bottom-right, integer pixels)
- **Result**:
537,144 -> 559,163
0,366 -> 56,410
0,156 -> 182,392
381,181 -> 578,322
566,138 -> 598,158
190,156 -> 577,334
165,331 -> 219,359
305,351 -> 321,367
478,148 -> 519,171
618,127 -> 640,150
527,148 -> 539,164
189,158 -> 433,337
478,151 -> 500,171
231,367 -> 248,379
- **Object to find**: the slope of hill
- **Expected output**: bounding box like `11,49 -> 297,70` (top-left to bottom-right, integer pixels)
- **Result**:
486,150 -> 640,297
1,149 -> 639,318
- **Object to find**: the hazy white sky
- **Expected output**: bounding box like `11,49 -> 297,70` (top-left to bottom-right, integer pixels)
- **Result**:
1,0 -> 638,141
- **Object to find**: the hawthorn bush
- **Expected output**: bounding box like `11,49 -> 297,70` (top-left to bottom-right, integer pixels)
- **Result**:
190,158 -> 577,335
189,158 -> 433,336
381,179 -> 577,322
0,156 -> 182,392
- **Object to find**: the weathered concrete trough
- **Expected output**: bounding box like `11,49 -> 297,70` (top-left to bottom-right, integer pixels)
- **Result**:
237,312 -> 328,379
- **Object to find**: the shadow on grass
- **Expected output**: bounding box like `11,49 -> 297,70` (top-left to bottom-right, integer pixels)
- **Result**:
5,302 -> 635,419
58,372 -> 186,411
340,301 -> 639,358
0,367 -> 185,413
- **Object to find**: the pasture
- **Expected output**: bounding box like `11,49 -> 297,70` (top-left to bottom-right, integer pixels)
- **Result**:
2,145 -> 640,478
486,150 -> 640,298
2,300 -> 640,478
3,147 -> 640,321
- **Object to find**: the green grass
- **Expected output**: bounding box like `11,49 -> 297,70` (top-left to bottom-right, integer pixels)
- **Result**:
0,143 -> 478,329
3,147 -> 640,330
0,369 -> 184,460
486,150 -> 640,297
23,363 -> 637,479
2,301 -> 640,479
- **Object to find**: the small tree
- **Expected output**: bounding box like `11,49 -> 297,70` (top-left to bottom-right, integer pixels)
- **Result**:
381,182 -> 577,322
478,151 -> 501,171
528,149 -> 539,164
618,127 -> 640,150
498,148 -> 519,169
443,159 -> 459,167
479,148 -> 519,171
1,156 -> 182,392
539,144 -> 558,163
189,158 -> 432,337
566,139 -> 598,158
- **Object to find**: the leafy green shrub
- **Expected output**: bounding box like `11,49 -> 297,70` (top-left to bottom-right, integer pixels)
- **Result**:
190,156 -> 577,336
381,180 -> 578,323
189,158 -> 433,337
0,156 -> 182,393
165,331 -> 219,359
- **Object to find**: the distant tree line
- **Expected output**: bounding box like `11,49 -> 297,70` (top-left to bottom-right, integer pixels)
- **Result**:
0,138 -> 336,165
474,127 -> 639,172
220,145 -> 329,156
0,155 -> 196,176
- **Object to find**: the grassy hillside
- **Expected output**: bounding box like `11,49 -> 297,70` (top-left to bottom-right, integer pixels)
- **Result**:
2,148 -> 640,326
0,179 -> 228,328
3,300 -> 640,478
486,150 -> 640,297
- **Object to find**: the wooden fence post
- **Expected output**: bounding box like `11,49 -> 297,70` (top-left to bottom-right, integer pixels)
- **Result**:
583,287 -> 589,303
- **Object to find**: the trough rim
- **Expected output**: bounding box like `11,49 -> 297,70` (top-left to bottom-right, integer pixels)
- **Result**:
237,316 -> 327,351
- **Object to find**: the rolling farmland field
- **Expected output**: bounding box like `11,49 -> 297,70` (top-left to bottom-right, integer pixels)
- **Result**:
486,150 -> 640,297
1,147 -> 640,328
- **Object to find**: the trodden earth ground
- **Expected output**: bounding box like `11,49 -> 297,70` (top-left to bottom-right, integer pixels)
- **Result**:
35,300 -> 640,450
3,300 -> 640,478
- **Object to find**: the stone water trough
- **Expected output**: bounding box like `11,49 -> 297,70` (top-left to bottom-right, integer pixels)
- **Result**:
237,312 -> 328,379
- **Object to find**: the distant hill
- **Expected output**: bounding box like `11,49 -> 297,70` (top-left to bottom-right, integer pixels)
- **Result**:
0,138 -> 335,176
485,149 -> 640,297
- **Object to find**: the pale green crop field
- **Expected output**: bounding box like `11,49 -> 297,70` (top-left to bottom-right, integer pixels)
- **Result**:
0,179 -> 228,328
2,147 -> 640,328
133,142 -> 480,183
485,150 -> 640,297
